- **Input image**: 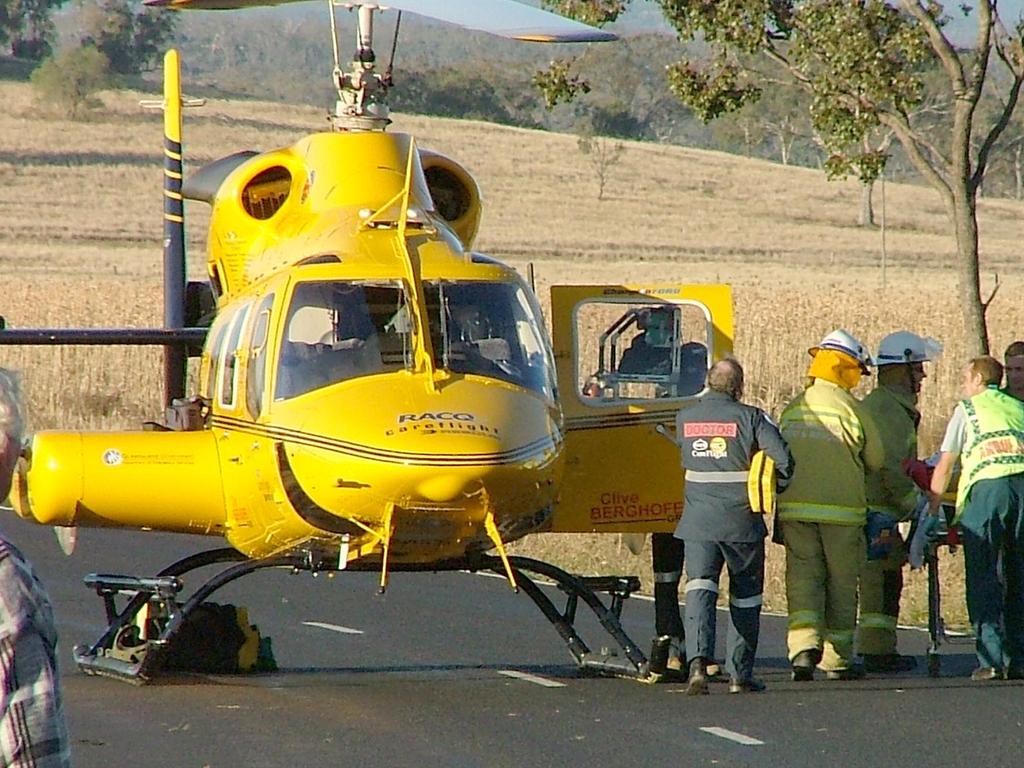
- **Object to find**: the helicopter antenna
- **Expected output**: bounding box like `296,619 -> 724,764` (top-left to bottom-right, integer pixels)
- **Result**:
384,11 -> 402,85
328,1 -> 392,132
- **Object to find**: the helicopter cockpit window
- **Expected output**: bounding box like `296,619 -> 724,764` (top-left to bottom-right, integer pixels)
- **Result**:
203,319 -> 230,401
275,281 -> 405,400
219,302 -> 253,410
245,293 -> 275,418
242,166 -> 292,220
424,280 -> 556,399
576,301 -> 711,403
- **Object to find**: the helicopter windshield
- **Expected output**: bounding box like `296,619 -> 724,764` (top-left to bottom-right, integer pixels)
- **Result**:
425,280 -> 555,399
275,281 -> 407,400
274,279 -> 555,400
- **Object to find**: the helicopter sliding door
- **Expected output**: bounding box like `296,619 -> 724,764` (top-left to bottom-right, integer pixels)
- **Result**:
548,284 -> 733,533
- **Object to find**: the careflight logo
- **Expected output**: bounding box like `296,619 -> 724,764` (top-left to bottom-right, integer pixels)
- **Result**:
387,412 -> 498,436
687,422 -> 734,459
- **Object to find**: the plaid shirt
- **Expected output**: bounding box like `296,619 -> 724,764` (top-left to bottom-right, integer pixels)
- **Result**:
0,538 -> 71,767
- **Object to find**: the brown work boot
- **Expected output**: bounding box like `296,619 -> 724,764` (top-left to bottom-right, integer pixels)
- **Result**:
728,677 -> 767,694
971,666 -> 1005,681
686,657 -> 709,696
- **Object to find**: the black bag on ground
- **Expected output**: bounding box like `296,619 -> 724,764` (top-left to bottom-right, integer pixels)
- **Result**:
162,602 -> 256,673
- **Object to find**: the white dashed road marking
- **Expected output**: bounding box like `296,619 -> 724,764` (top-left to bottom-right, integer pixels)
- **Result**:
497,670 -> 566,688
699,727 -> 765,746
302,621 -> 364,635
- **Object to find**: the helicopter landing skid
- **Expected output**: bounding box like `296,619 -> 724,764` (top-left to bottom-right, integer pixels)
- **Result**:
73,548 -> 651,684
73,548 -> 304,684
474,555 -> 650,680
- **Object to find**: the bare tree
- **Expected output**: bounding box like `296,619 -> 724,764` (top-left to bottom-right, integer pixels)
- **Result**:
577,129 -> 625,200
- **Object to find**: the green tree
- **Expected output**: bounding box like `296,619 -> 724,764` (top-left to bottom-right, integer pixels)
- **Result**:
80,0 -> 176,75
30,45 -> 110,118
0,0 -> 64,60
548,1 -> 1024,355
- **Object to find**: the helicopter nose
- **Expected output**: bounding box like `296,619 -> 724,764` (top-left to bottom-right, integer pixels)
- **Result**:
415,473 -> 474,503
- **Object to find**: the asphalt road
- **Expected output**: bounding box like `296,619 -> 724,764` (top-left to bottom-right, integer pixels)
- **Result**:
2,513 -> 1019,768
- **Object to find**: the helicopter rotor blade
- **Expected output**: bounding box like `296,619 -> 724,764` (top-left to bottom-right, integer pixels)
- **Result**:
144,0 -> 618,42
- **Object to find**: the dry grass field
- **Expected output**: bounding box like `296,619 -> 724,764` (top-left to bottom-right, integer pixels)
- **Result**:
4,77 -> 1024,629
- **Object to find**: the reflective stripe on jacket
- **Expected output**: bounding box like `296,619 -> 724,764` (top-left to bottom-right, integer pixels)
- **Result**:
778,378 -> 884,525
956,388 -> 1024,511
862,385 -> 920,519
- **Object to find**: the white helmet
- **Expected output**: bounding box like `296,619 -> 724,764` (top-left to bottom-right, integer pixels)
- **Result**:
876,331 -> 943,367
808,329 -> 875,372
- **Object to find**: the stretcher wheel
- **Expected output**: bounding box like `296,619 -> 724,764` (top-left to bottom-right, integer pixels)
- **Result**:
927,653 -> 940,678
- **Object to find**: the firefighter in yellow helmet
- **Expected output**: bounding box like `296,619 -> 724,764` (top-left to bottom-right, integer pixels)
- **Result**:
779,330 -> 884,680
857,331 -> 942,673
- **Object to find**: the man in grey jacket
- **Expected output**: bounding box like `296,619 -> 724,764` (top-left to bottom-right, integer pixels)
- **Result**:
675,358 -> 794,694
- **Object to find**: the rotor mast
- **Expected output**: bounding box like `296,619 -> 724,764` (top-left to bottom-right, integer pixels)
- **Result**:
329,2 -> 394,131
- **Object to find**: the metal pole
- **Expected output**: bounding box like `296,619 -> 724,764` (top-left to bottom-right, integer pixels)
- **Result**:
880,172 -> 887,290
163,49 -> 187,406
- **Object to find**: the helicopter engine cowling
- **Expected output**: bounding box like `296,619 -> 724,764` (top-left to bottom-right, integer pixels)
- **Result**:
12,431 -> 227,535
419,150 -> 482,251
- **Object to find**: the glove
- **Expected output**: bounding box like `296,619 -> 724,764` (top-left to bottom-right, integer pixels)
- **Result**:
866,511 -> 898,561
908,510 -> 941,570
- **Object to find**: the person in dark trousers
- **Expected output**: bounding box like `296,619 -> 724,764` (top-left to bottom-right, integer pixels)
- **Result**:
675,358 -> 794,694
647,533 -> 686,680
928,356 -> 1024,680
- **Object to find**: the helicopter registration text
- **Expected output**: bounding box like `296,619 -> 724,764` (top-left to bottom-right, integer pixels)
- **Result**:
589,491 -> 683,524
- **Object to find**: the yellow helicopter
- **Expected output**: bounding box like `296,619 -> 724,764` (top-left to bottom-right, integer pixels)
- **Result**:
0,0 -> 734,683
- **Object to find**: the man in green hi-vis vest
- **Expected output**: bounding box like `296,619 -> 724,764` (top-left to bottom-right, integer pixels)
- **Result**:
929,356 -> 1024,681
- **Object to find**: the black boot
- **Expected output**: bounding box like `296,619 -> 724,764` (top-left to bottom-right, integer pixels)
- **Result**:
686,657 -> 709,696
647,635 -> 672,681
791,648 -> 820,682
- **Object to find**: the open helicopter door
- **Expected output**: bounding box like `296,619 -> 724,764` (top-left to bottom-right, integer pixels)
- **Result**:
549,285 -> 733,533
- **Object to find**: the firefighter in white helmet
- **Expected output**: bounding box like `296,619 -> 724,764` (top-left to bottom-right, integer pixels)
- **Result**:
857,331 -> 942,673
779,330 -> 885,680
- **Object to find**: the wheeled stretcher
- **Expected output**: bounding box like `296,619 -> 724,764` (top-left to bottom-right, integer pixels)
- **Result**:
923,503 -> 973,677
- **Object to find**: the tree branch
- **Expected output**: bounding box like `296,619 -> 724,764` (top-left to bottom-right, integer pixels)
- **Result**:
761,42 -> 812,89
991,8 -> 1024,77
901,1 -> 967,92
982,272 -> 1000,312
972,72 -> 1024,190
877,109 -> 953,203
964,0 -> 995,107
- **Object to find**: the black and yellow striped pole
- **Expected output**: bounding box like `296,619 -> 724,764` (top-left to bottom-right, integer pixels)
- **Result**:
162,49 -> 187,407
